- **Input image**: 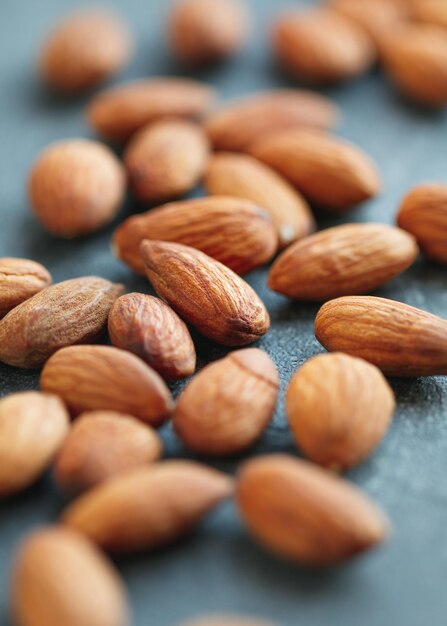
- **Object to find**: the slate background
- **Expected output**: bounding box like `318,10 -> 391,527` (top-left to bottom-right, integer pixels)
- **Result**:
1,0 -> 447,624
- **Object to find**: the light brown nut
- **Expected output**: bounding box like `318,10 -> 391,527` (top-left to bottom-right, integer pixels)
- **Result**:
236,454 -> 390,566
28,139 -> 126,238
54,411 -> 163,494
39,10 -> 132,93
250,129 -> 381,212
0,392 -> 69,498
179,618 -> 276,626
411,0 -> 447,28
41,345 -> 173,426
87,78 -> 215,141
315,296 -> 447,377
174,349 -> 279,456
0,277 -> 123,369
113,196 -> 277,276
204,153 -> 315,249
397,183 -> 447,263
286,353 -> 395,470
141,240 -> 270,346
62,461 -> 233,553
0,258 -> 52,319
108,293 -> 196,380
11,527 -> 128,626
268,223 -> 418,300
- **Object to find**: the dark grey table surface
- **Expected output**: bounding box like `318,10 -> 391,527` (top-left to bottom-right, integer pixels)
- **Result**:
1,0 -> 447,625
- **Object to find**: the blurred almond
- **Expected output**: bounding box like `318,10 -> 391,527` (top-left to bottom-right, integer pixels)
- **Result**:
411,0 -> 447,28
0,258 -> 52,319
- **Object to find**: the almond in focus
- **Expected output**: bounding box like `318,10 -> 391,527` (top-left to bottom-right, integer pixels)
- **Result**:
0,257 -> 52,319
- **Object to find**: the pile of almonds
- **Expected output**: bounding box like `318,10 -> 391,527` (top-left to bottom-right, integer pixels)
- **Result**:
1,0 -> 447,625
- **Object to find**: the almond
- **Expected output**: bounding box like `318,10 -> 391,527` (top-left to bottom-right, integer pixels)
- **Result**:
179,618 -> 276,626
173,349 -> 279,456
286,353 -> 395,470
315,296 -> 447,377
204,153 -> 315,249
0,277 -> 123,368
0,257 -> 52,319
62,461 -> 233,552
397,183 -> 447,263
12,527 -> 128,626
108,293 -> 196,379
411,0 -> 447,29
41,345 -> 173,426
250,129 -> 380,212
140,240 -> 270,346
54,411 -> 162,494
268,223 -> 418,300
0,392 -> 69,498
113,196 -> 277,275
236,454 -> 389,566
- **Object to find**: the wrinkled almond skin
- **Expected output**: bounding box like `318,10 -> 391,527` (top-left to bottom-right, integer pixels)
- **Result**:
287,353 -> 395,470
315,296 -> 447,377
179,618 -> 276,626
250,129 -> 381,212
236,454 -> 389,566
174,349 -> 279,456
113,196 -> 277,276
397,184 -> 447,263
54,411 -> 163,494
40,345 -> 173,426
108,293 -> 196,379
0,277 -> 123,369
411,0 -> 447,29
12,527 -> 128,626
0,258 -> 52,319
0,392 -> 69,498
62,462 -> 233,553
268,223 -> 418,300
141,240 -> 270,346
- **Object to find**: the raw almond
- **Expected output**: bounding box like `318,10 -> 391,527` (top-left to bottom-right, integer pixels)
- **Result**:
40,345 -> 173,426
108,293 -> 196,379
173,349 -> 279,456
236,454 -> 389,566
0,277 -> 123,368
0,258 -> 52,319
411,0 -> 447,29
268,223 -> 418,300
286,353 -> 395,470
62,461 -> 233,552
140,240 -> 270,346
113,196 -> 277,275
315,295 -> 447,376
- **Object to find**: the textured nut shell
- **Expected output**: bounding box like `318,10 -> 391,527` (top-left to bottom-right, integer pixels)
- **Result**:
0,258 -> 52,319
411,0 -> 447,29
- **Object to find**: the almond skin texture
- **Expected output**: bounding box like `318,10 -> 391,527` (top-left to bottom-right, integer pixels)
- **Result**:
411,0 -> 447,29
141,240 -> 270,346
236,454 -> 389,566
62,462 -> 233,553
12,527 -> 128,626
28,139 -> 126,238
113,196 -> 277,276
250,129 -> 380,212
0,392 -> 69,498
108,293 -> 196,379
268,223 -> 418,300
0,258 -> 52,319
87,78 -> 215,141
0,277 -> 123,369
40,345 -> 173,426
173,349 -> 279,456
397,184 -> 447,263
204,153 -> 315,249
124,120 -> 210,202
315,296 -> 447,377
287,353 -> 395,470
54,411 -> 163,494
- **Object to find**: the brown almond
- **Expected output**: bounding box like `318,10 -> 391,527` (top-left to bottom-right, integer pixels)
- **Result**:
236,454 -> 389,566
0,258 -> 52,319
268,223 -> 418,300
140,240 -> 270,346
315,295 -> 447,377
62,462 -> 233,552
40,345 -> 173,426
113,196 -> 277,276
0,277 -> 123,369
411,0 -> 447,29
108,293 -> 196,379
179,618 -> 276,626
